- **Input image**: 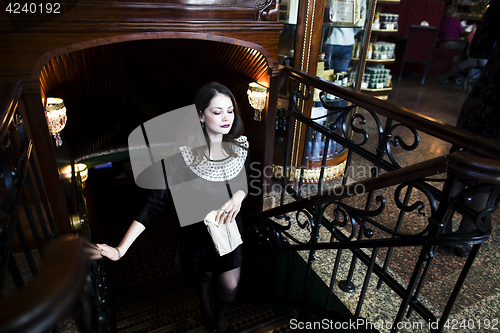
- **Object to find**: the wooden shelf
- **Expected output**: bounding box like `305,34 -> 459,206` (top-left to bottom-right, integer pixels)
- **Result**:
323,22 -> 364,28
361,86 -> 392,100
351,58 -> 396,63
457,14 -> 483,21
361,86 -> 392,92
367,58 -> 395,63
372,29 -> 398,33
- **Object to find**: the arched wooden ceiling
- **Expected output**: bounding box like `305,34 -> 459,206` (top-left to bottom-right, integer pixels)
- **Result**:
39,38 -> 270,162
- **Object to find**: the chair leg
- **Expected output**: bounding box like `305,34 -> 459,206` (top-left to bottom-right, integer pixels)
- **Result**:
398,61 -> 405,81
421,63 -> 431,84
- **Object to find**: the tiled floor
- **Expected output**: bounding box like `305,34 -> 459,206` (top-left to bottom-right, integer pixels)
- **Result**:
388,73 -> 468,127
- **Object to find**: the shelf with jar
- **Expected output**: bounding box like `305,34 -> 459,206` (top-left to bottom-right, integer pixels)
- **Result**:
360,65 -> 392,92
359,0 -> 400,98
355,43 -> 394,94
373,12 -> 399,30
353,40 -> 396,63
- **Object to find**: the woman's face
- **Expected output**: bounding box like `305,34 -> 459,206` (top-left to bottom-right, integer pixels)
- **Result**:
200,93 -> 235,142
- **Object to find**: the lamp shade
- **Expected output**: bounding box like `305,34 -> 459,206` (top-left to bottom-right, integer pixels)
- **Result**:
247,82 -> 268,121
75,163 -> 88,182
45,97 -> 67,147
61,163 -> 88,182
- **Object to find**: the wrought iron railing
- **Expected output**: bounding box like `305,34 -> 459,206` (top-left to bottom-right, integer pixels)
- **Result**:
0,81 -> 113,333
245,67 -> 500,333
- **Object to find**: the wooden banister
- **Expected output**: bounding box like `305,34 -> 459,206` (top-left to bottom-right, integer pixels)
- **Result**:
0,236 -> 89,333
281,66 -> 500,160
247,152 -> 500,221
0,81 -> 22,143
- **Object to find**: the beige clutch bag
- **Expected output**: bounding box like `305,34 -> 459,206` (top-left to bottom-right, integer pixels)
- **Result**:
204,210 -> 243,256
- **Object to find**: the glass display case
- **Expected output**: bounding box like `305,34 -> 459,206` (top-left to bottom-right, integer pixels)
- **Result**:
278,0 -> 380,99
319,0 -> 369,91
275,0 -> 378,182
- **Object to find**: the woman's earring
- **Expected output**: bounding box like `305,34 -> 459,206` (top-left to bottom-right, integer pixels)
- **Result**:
201,122 -> 205,128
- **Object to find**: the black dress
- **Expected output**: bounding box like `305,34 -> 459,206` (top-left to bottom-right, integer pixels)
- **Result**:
456,0 -> 500,142
135,137 -> 250,278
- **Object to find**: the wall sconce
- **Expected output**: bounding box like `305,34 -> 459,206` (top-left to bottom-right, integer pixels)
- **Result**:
61,163 -> 88,182
75,163 -> 88,182
247,82 -> 268,122
45,97 -> 67,147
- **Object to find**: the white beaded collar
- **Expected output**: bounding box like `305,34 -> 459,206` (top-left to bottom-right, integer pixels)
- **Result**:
179,136 -> 248,182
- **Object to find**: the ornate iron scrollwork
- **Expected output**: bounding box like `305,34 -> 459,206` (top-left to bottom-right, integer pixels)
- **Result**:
385,124 -> 420,168
290,80 -> 312,114
258,218 -> 289,246
394,181 -> 437,216
340,107 -> 383,151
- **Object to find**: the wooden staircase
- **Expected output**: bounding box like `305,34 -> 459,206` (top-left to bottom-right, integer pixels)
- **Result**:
114,279 -> 299,333
88,165 -> 305,333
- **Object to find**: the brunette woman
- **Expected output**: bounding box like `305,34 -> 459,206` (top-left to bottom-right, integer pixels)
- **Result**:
97,82 -> 250,332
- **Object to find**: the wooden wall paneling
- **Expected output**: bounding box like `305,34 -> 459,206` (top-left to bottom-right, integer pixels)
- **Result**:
0,1 -> 284,217
1,1 -> 274,31
36,39 -> 277,160
0,23 -> 283,82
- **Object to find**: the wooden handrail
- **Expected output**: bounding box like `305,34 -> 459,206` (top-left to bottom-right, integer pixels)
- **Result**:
281,66 -> 500,160
247,152 -> 500,221
0,81 -> 22,143
0,236 -> 89,333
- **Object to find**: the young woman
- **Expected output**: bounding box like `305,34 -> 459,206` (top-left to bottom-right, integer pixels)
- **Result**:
97,82 -> 250,332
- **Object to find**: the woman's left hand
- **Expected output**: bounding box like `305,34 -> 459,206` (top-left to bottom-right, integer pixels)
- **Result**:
216,190 -> 246,224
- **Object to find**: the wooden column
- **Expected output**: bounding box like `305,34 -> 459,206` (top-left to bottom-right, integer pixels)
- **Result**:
289,0 -> 326,171
293,0 -> 326,76
19,80 -> 72,235
261,71 -> 286,210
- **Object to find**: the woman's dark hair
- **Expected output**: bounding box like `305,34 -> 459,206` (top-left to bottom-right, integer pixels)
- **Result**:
194,82 -> 247,157
444,5 -> 457,17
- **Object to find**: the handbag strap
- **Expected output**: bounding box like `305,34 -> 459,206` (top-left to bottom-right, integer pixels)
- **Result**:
224,168 -> 233,197
225,179 -> 233,197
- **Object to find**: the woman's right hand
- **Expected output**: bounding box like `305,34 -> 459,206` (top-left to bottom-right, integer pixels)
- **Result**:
96,243 -> 121,261
95,220 -> 145,261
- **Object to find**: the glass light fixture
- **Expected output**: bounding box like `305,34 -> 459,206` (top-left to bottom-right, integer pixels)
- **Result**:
75,163 -> 88,182
247,82 -> 268,122
45,97 -> 67,147
61,163 -> 88,182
